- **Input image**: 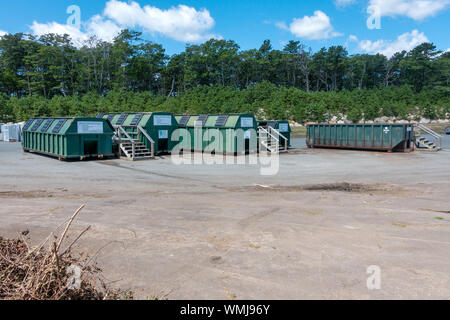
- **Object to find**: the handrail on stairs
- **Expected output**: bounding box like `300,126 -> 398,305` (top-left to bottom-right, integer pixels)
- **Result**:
415,124 -> 442,150
268,127 -> 289,152
117,125 -> 136,159
258,126 -> 280,153
259,127 -> 279,142
137,126 -> 155,158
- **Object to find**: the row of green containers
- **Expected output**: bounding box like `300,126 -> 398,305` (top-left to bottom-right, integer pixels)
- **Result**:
21,113 -> 291,159
98,112 -> 277,154
22,116 -> 416,158
22,117 -> 115,159
173,116 -> 291,153
306,124 -> 415,152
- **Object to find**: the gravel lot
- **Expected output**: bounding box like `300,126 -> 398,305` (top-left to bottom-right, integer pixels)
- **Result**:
0,141 -> 449,299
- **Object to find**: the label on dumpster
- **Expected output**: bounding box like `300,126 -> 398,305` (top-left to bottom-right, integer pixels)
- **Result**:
384,127 -> 390,134
154,115 -> 172,126
279,123 -> 289,132
241,117 -> 254,128
158,130 -> 169,139
77,122 -> 103,134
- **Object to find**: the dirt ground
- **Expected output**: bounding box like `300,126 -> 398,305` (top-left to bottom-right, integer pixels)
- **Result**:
0,140 -> 449,300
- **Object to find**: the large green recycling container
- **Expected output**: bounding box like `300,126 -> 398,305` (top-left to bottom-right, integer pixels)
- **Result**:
175,114 -> 258,154
22,117 -> 115,159
257,120 -> 291,148
98,113 -> 178,154
306,123 -> 415,152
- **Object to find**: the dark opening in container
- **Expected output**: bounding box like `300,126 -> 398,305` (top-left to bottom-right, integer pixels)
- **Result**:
158,139 -> 168,152
84,141 -> 98,155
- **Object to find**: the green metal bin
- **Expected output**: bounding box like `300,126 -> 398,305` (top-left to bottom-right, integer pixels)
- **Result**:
175,114 -> 258,154
99,113 -> 178,154
22,117 -> 115,160
306,123 -> 415,152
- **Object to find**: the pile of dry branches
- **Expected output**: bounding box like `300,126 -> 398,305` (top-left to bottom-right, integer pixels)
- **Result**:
0,205 -> 131,300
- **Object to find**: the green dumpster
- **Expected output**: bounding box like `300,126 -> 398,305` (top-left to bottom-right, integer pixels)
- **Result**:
99,113 -> 178,154
175,114 -> 258,154
22,117 -> 115,160
306,123 -> 415,152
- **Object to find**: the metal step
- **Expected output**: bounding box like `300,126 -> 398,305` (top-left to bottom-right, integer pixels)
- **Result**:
122,146 -> 149,151
416,135 -> 438,150
414,124 -> 442,150
260,140 -> 279,153
119,139 -> 154,161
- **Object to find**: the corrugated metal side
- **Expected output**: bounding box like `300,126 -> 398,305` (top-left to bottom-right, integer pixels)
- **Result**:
22,118 -> 115,159
307,124 -> 414,152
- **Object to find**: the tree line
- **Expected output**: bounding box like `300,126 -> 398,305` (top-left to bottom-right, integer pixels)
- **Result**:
0,30 -> 449,123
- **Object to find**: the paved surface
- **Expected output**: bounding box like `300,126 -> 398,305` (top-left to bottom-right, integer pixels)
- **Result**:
0,140 -> 449,300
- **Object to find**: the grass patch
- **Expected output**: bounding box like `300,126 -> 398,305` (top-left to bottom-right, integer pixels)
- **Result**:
291,126 -> 307,138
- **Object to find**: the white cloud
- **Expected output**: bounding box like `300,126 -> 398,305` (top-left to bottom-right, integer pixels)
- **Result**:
358,29 -> 429,57
348,34 -> 359,42
0,30 -> 8,36
275,22 -> 289,31
85,15 -> 122,42
30,21 -> 90,46
436,48 -> 450,56
369,0 -> 450,20
30,16 -> 122,47
277,11 -> 342,40
29,0 -> 217,46
336,0 -> 357,7
103,0 -> 217,42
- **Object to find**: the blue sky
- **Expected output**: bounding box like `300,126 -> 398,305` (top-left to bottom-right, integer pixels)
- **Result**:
0,0 -> 448,56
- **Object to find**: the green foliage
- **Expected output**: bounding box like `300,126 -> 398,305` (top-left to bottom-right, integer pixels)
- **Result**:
2,84 -> 447,124
0,30 -> 448,123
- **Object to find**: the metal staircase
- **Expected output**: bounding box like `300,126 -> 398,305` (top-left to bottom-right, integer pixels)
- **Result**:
258,126 -> 289,154
116,125 -> 155,161
415,124 -> 442,151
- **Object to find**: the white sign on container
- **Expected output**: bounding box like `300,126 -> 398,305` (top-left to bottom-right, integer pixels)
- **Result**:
154,115 -> 172,126
279,123 -> 289,132
77,121 -> 104,134
241,117 -> 254,128
158,130 -> 169,139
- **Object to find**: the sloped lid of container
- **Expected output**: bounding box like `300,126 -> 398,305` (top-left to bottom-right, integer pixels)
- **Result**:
23,117 -> 114,134
101,112 -> 175,128
181,114 -> 256,129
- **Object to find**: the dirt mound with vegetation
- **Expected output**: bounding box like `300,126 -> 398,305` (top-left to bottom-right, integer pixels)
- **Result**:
0,205 -> 132,300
